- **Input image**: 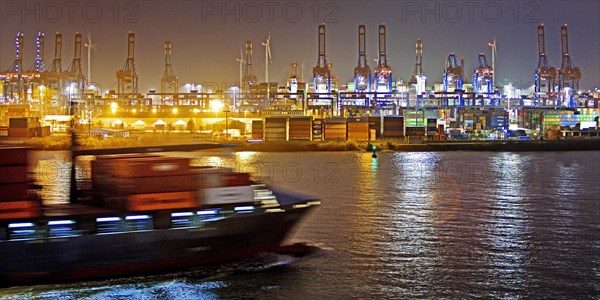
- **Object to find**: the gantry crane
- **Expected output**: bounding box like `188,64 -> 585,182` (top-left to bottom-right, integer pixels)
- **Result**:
374,24 -> 393,93
287,62 -> 304,93
1,33 -> 25,102
534,24 -> 557,95
558,24 -> 581,105
353,25 -> 371,93
63,32 -> 86,92
409,38 -> 423,84
116,32 -> 138,96
312,24 -> 333,93
30,32 -> 45,73
41,32 -> 63,88
20,33 -> 46,103
161,41 -> 178,100
443,53 -> 465,106
473,53 -> 493,96
409,38 -> 426,96
242,40 -> 257,93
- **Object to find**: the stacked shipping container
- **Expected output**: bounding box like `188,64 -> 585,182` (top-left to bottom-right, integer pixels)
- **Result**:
288,116 -> 312,141
383,116 -> 404,138
346,118 -> 369,141
264,117 -> 288,141
92,155 -> 198,211
0,147 -> 39,220
324,118 -> 347,140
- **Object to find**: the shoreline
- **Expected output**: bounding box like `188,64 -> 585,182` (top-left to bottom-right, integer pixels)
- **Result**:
2,134 -> 599,152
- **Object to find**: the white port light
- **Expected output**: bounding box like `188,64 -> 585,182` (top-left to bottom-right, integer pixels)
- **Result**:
96,217 -> 121,222
234,206 -> 254,212
197,209 -> 219,216
171,212 -> 194,217
8,222 -> 35,228
48,220 -> 75,226
125,215 -> 150,221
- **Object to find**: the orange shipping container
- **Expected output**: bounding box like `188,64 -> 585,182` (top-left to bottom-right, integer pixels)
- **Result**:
0,165 -> 28,183
0,200 -> 39,220
0,147 -> 29,166
93,156 -> 191,178
0,183 -> 29,201
127,191 -> 197,211
192,168 -> 251,187
8,128 -> 30,139
93,173 -> 198,195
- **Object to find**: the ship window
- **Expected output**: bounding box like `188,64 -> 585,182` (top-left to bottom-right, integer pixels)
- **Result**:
48,220 -> 78,238
125,215 -> 153,231
234,206 -> 254,214
197,209 -> 223,222
96,217 -> 122,234
171,212 -> 196,228
8,222 -> 37,240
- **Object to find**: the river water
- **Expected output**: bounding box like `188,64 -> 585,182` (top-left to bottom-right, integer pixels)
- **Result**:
3,151 -> 599,299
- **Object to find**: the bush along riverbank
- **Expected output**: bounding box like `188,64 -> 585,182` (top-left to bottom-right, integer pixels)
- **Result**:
3,135 -> 599,152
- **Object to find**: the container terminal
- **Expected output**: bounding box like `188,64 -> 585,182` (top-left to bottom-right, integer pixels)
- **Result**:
0,24 -> 598,142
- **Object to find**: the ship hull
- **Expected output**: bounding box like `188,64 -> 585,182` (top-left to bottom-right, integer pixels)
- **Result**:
0,205 -> 311,286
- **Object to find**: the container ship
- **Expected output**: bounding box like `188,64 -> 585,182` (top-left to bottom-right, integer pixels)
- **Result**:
0,146 -> 319,286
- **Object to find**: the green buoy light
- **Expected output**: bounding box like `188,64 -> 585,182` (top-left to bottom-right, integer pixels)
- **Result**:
370,144 -> 377,158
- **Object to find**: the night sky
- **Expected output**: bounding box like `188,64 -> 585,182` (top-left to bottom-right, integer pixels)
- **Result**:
1,0 -> 599,93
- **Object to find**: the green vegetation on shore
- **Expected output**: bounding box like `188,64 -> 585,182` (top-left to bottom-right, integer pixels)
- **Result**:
5,135 -> 600,152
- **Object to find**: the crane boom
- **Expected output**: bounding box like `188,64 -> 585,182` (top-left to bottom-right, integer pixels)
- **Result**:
316,24 -> 327,68
560,24 -> 569,57
537,24 -> 546,56
357,25 -> 367,68
377,25 -> 388,67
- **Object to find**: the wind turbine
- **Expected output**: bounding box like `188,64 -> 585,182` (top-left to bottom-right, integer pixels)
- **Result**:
84,33 -> 93,84
488,37 -> 497,89
262,33 -> 272,104
263,33 -> 272,83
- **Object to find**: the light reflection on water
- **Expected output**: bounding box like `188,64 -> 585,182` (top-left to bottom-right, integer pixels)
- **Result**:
7,150 -> 600,298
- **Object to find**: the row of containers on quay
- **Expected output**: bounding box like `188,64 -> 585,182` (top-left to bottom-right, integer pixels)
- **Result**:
0,117 -> 51,139
250,108 -> 512,142
250,107 -> 600,142
519,108 -> 600,139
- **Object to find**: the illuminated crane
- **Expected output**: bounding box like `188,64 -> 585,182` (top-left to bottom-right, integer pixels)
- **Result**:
242,40 -> 257,93
61,32 -> 86,106
409,38 -> 426,96
558,24 -> 581,107
443,53 -> 465,106
161,41 -> 178,99
116,32 -> 138,96
31,32 -> 45,73
1,33 -> 25,102
41,32 -> 63,88
64,32 -> 85,86
312,24 -> 333,93
287,62 -> 305,93
534,24 -> 557,95
473,53 -> 494,96
374,24 -> 393,93
353,25 -> 371,93
18,32 -> 46,103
